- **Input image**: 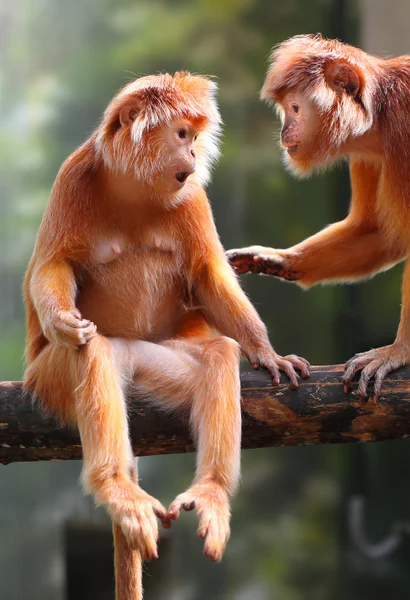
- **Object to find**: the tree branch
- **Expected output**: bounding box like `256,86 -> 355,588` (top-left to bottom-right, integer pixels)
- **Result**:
1,365 -> 410,464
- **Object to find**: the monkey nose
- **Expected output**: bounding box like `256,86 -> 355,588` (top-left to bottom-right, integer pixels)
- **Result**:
190,148 -> 196,159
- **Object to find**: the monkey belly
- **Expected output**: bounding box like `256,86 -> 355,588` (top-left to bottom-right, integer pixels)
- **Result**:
76,253 -> 188,340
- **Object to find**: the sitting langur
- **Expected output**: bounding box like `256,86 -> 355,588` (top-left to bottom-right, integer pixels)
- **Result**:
23,72 -> 309,598
227,34 -> 410,400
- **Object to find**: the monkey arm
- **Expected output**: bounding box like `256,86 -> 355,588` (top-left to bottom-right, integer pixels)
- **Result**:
29,258 -> 96,347
228,161 -> 407,286
30,259 -> 78,320
195,252 -> 309,386
287,222 -> 407,286
227,220 -> 407,287
197,254 -> 272,354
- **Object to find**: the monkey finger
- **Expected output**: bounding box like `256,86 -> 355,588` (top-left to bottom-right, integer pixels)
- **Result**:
357,361 -> 379,398
373,364 -> 392,399
265,362 -> 280,386
59,312 -> 87,328
142,508 -> 160,544
80,322 -> 97,339
278,360 -> 299,389
343,357 -> 369,389
152,499 -> 172,528
284,355 -> 310,378
167,498 -> 184,521
197,514 -> 212,540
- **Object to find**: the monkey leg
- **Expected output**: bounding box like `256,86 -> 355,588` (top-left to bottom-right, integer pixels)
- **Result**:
24,335 -> 169,560
343,258 -> 410,400
167,336 -> 241,562
106,335 -> 241,562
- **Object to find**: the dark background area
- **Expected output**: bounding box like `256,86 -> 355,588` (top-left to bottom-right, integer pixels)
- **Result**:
1,0 -> 410,598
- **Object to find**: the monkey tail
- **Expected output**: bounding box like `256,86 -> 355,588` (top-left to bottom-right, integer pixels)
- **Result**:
113,524 -> 143,600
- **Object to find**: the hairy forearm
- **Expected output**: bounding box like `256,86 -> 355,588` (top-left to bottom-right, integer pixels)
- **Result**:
30,259 -> 77,322
197,263 -> 272,355
288,222 -> 405,285
228,221 -> 407,287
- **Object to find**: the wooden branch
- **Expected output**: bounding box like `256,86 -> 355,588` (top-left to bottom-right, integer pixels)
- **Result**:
1,365 -> 410,464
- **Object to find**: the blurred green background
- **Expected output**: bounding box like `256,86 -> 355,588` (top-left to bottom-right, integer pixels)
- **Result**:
1,0 -> 410,598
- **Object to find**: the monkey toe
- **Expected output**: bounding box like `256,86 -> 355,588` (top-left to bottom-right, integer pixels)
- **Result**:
121,514 -> 158,560
199,503 -> 230,563
170,482 -> 231,561
98,477 -> 165,559
168,492 -> 196,521
343,343 -> 409,399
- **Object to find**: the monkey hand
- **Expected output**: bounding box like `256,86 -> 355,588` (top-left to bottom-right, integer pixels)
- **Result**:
43,309 -> 97,349
168,481 -> 231,562
343,341 -> 410,400
226,246 -> 302,280
246,347 -> 310,389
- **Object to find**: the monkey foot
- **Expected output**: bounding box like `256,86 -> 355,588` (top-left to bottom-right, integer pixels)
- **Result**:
226,247 -> 301,280
343,342 -> 409,400
95,477 -> 171,560
168,480 -> 231,562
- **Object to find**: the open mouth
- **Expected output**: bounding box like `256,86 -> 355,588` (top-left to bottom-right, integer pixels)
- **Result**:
176,172 -> 190,184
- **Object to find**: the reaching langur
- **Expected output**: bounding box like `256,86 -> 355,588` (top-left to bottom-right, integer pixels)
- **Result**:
227,34 -> 410,400
23,72 -> 309,599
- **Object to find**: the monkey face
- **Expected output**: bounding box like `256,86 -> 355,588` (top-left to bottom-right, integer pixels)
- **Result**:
276,91 -> 322,175
147,118 -> 200,194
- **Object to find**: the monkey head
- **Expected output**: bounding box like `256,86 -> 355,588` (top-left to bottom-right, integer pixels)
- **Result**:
261,34 -> 380,176
95,72 -> 221,196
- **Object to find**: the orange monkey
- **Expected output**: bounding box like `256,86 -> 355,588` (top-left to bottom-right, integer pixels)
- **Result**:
23,72 -> 309,599
228,34 -> 410,400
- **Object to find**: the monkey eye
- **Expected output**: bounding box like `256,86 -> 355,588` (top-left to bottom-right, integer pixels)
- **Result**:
292,104 -> 299,114
178,129 -> 187,139
194,135 -> 198,141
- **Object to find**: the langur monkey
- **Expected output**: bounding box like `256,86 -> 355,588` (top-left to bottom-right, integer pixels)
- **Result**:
24,71 -> 309,599
228,34 -> 410,400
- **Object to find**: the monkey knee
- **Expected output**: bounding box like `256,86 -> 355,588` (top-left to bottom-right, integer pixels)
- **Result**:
204,336 -> 241,364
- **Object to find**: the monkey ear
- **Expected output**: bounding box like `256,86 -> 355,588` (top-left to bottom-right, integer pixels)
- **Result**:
119,101 -> 144,127
326,62 -> 361,97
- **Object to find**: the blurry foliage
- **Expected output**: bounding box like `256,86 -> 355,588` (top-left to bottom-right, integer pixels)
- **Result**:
0,0 -> 409,599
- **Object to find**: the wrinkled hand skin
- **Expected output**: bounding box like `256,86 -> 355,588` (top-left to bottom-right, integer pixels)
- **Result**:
343,342 -> 410,400
226,247 -> 302,281
247,348 -> 310,389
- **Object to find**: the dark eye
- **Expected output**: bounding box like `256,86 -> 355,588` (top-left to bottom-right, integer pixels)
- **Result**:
194,135 -> 198,141
292,104 -> 299,114
178,129 -> 186,139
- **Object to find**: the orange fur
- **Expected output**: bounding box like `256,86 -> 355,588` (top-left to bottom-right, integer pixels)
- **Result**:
228,34 -> 410,399
23,72 -> 308,599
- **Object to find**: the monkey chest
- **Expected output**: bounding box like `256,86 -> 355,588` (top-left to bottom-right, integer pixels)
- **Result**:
76,236 -> 188,337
